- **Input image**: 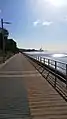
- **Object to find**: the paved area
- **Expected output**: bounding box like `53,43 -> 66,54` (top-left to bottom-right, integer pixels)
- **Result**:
0,53 -> 67,119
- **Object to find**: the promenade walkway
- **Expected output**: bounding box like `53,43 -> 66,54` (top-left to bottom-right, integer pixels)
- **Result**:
0,53 -> 67,119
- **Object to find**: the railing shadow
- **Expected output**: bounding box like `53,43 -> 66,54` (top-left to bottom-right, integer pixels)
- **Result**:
23,53 -> 67,101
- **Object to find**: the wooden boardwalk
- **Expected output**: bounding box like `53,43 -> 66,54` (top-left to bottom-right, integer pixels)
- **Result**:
24,70 -> 67,119
0,53 -> 67,119
22,55 -> 67,119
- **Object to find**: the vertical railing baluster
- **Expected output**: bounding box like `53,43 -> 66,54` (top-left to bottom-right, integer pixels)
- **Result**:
54,61 -> 57,88
37,56 -> 38,60
39,56 -> 40,60
40,57 -> 41,62
48,59 -> 50,66
39,56 -> 40,62
44,58 -> 45,64
66,64 -> 67,89
37,56 -> 39,61
36,56 -> 38,59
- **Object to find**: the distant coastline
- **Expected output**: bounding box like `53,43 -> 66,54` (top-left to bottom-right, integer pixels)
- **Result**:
19,48 -> 44,52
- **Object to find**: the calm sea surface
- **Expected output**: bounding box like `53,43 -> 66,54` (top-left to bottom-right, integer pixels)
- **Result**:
26,51 -> 67,63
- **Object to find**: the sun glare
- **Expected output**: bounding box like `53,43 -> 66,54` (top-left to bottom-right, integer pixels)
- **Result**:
49,0 -> 64,7
52,54 -> 67,58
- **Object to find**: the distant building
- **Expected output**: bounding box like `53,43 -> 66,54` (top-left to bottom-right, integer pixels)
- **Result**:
39,47 -> 43,52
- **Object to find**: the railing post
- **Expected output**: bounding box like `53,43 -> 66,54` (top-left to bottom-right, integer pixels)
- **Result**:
40,57 -> 41,62
37,56 -> 38,60
48,59 -> 50,66
36,56 -> 37,60
44,58 -> 45,64
66,64 -> 67,89
38,56 -> 39,61
54,61 -> 57,88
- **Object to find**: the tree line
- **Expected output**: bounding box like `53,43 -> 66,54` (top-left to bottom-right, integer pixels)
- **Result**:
0,28 -> 19,54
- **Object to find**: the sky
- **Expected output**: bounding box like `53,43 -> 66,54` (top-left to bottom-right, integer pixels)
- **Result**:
0,0 -> 67,52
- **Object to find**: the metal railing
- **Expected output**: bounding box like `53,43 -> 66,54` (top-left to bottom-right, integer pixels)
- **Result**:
34,56 -> 67,74
23,53 -> 67,100
28,54 -> 67,89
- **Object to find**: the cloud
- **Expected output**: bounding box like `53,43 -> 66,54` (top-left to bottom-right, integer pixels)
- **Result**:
33,20 -> 40,26
33,20 -> 53,27
42,21 -> 53,26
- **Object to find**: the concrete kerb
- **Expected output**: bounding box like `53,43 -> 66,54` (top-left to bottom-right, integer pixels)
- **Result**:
0,54 -> 17,69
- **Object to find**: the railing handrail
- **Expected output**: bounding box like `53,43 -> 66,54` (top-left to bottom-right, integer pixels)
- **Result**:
31,55 -> 67,65
30,54 -> 67,65
38,56 -> 67,65
29,55 -> 67,75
